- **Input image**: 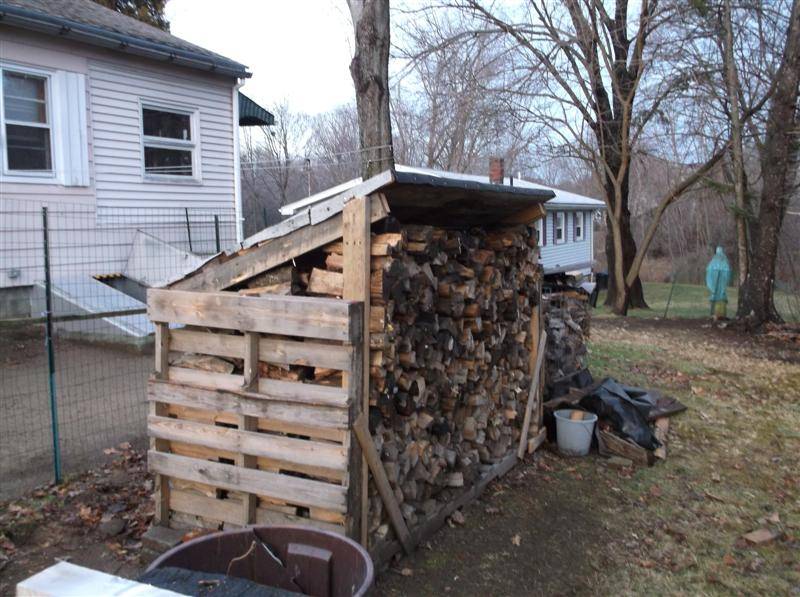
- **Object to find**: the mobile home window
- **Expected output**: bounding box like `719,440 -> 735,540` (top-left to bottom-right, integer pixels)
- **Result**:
575,212 -> 584,241
142,105 -> 197,178
1,69 -> 52,172
555,211 -> 566,244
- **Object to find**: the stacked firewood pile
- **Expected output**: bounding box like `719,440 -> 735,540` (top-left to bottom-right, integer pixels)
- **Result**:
542,291 -> 590,398
238,222 -> 541,544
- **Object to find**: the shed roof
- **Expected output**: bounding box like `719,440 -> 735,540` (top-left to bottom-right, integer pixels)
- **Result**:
280,164 -> 605,217
0,0 -> 250,78
243,167 -> 555,249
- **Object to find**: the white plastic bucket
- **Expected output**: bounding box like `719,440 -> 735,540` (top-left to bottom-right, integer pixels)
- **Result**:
554,409 -> 597,456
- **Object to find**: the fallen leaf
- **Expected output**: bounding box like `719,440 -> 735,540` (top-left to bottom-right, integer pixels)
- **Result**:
722,553 -> 737,566
742,528 -> 779,545
511,534 -> 521,546
639,559 -> 656,569
401,567 -> 413,577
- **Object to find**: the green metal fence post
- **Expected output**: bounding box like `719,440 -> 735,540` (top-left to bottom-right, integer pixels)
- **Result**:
184,207 -> 193,253
42,207 -> 62,484
214,214 -> 221,253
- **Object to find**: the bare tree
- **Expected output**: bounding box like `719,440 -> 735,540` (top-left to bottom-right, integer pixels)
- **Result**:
738,0 -> 800,325
348,0 -> 395,178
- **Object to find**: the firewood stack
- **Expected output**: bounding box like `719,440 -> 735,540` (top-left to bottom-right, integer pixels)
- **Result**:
542,291 -> 590,397
234,220 -> 542,546
313,223 -> 541,544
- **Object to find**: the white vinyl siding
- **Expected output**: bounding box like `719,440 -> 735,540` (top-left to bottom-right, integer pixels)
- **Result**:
539,210 -> 594,274
88,59 -> 235,212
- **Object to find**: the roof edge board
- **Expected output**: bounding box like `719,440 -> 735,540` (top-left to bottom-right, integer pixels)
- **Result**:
0,5 -> 250,78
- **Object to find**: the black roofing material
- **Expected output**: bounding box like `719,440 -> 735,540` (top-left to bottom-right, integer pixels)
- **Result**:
0,0 -> 250,77
239,92 -> 274,127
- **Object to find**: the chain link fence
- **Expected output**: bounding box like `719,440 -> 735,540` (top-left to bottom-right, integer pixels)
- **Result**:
0,200 -> 238,500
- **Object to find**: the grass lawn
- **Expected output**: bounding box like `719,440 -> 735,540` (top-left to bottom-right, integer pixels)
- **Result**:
595,282 -> 799,321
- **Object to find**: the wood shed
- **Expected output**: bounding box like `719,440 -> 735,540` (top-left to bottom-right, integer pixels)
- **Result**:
145,168 -> 554,563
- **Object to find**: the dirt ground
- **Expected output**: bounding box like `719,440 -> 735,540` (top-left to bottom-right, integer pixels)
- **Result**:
0,327 -> 150,499
1,317 -> 798,595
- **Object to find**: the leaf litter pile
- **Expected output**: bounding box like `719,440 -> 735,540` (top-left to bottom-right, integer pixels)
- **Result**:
0,443 -> 152,592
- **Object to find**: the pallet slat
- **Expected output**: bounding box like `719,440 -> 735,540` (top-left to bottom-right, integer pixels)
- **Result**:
148,289 -> 360,342
168,490 -> 345,534
169,329 -> 353,371
149,381 -> 348,438
148,451 -> 347,513
148,415 -> 347,474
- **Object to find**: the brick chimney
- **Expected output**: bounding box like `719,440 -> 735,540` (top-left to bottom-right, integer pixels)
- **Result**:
489,157 -> 505,184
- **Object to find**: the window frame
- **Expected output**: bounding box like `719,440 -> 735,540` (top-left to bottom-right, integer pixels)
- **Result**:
139,99 -> 201,183
0,63 -> 56,181
535,218 -> 544,246
575,211 -> 585,241
555,211 -> 566,244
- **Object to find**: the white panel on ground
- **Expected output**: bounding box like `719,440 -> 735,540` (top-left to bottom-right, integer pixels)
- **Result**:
123,229 -> 208,288
17,561 -> 181,596
33,277 -> 152,338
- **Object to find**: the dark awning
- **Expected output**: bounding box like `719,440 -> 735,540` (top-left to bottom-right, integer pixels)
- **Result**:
239,93 -> 274,127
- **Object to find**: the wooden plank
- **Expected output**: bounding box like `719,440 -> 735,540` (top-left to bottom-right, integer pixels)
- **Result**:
242,332 -> 259,391
168,490 -> 344,534
169,329 -> 353,371
353,413 -> 413,554
171,194 -> 389,292
238,414 -> 258,525
527,427 -> 547,454
150,401 -> 170,525
518,332 -> 548,458
342,195 -> 371,546
148,380 -> 349,438
147,415 -> 347,473
149,289 -> 360,343
598,430 -> 653,466
154,323 -> 170,379
165,367 -> 349,408
148,451 -> 347,513
502,203 -> 546,225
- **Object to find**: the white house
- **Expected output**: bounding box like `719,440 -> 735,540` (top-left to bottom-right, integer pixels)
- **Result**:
0,0 -> 271,322
279,164 -> 606,277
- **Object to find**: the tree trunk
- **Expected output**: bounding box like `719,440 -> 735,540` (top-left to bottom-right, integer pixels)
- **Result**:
737,0 -> 800,326
722,0 -> 750,286
348,0 -> 394,179
602,167 -> 648,314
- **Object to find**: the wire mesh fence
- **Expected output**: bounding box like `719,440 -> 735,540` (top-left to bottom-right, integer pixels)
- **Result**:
0,199 -> 238,500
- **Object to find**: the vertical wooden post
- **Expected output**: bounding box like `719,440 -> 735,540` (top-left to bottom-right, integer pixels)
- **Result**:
344,304 -> 365,542
529,293 -> 541,434
342,196 -> 371,546
152,322 -> 171,525
239,331 -> 259,525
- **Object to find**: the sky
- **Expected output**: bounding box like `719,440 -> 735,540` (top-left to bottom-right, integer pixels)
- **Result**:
165,0 -> 356,115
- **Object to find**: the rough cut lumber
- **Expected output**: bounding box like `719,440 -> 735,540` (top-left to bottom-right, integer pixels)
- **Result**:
148,380 -> 349,438
353,414 -> 413,554
518,332 -> 548,458
342,195 -> 371,546
148,289 -> 360,343
527,426 -> 547,454
148,451 -> 348,513
170,193 -> 389,291
308,268 -> 344,296
598,430 -> 653,466
168,490 -> 344,534
147,415 -> 347,474
168,329 -> 353,371
653,417 -> 669,460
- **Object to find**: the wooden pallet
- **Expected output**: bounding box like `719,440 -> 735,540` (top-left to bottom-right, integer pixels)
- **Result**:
147,289 -> 365,538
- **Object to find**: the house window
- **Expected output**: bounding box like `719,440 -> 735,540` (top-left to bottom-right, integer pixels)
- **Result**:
1,69 -> 52,172
555,211 -> 566,244
575,212 -> 584,241
535,219 -> 544,246
141,105 -> 197,178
